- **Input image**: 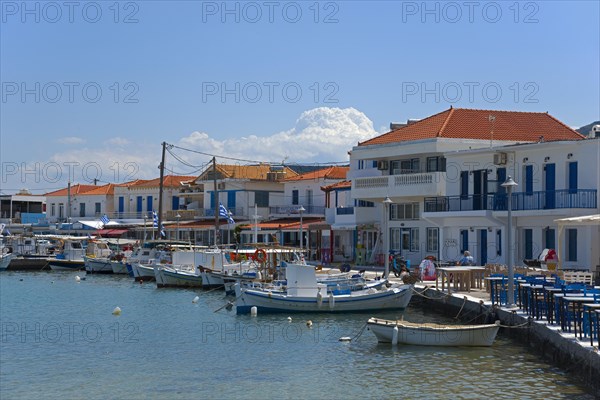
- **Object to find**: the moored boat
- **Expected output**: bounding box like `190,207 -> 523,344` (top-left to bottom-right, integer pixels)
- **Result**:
235,262 -> 413,314
367,318 -> 501,346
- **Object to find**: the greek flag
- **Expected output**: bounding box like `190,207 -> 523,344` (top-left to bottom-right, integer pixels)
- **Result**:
100,214 -> 110,226
160,223 -> 165,237
219,203 -> 235,224
152,211 -> 158,228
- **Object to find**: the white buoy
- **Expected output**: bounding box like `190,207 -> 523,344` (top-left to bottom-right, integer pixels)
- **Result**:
192,296 -> 200,303
328,293 -> 335,310
75,275 -> 81,282
250,306 -> 258,317
287,316 -> 292,322
112,306 -> 122,316
392,325 -> 399,345
306,320 -> 313,328
339,337 -> 352,342
316,289 -> 323,308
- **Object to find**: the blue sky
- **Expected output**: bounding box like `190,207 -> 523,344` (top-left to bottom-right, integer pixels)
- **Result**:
1,0 -> 599,193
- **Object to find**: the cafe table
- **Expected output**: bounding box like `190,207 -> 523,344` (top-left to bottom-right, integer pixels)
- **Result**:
436,267 -> 473,293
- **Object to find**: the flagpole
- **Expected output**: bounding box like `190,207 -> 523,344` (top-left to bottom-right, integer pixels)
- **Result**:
157,141 -> 166,240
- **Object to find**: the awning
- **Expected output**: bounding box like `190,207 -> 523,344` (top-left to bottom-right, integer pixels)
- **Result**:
94,229 -> 129,237
330,224 -> 357,231
80,220 -> 121,229
554,214 -> 599,270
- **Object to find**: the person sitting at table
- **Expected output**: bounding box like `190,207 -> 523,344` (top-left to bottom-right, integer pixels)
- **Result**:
459,250 -> 475,266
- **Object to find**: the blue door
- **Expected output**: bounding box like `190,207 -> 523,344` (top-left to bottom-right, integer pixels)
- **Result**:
136,196 -> 143,215
473,170 -> 483,210
494,168 -> 506,210
479,229 -> 487,265
545,163 -> 555,209
525,165 -> 533,194
172,196 -> 180,211
524,229 -> 533,259
118,197 -> 124,216
227,191 -> 236,210
147,196 -> 153,213
460,230 -> 469,253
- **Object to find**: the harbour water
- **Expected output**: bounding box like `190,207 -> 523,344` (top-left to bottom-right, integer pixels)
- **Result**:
0,271 -> 595,399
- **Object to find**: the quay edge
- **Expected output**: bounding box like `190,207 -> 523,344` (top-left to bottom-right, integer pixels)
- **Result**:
411,285 -> 600,397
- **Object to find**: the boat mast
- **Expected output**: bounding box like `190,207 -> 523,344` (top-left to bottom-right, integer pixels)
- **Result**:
157,141 -> 166,240
213,156 -> 219,246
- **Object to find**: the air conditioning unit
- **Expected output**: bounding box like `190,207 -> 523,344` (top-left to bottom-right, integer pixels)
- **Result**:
377,160 -> 389,170
493,152 -> 507,165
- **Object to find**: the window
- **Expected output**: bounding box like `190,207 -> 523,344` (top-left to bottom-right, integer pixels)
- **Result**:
255,191 -> 269,207
389,228 -> 418,252
390,203 -> 420,220
358,160 -> 364,170
426,156 -> 446,172
292,190 -> 299,205
426,228 -> 438,252
524,229 -> 533,259
460,171 -> 469,199
460,229 -> 468,253
496,229 -> 502,256
79,203 -> 86,217
566,229 -> 577,261
58,203 -> 64,219
355,200 -> 374,207
51,203 -> 55,216
95,202 -> 101,214
306,189 -> 313,208
391,158 -> 420,175
372,160 -> 378,168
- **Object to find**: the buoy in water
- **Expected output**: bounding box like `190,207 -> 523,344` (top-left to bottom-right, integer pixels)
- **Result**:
139,279 -> 143,284
306,320 -> 313,328
192,296 -> 200,303
75,276 -> 81,282
250,306 -> 258,317
339,337 -> 352,342
287,316 -> 292,322
112,306 -> 122,316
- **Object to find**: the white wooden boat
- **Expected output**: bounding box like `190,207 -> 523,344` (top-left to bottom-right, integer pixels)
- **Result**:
111,261 -> 129,274
235,262 -> 413,314
48,238 -> 86,271
154,264 -> 203,288
367,318 -> 501,346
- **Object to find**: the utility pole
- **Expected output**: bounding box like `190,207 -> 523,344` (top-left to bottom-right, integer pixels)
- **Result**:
213,157 -> 219,246
157,142 -> 166,240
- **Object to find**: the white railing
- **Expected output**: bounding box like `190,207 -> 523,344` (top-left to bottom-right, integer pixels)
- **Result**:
354,176 -> 389,189
394,173 -> 433,186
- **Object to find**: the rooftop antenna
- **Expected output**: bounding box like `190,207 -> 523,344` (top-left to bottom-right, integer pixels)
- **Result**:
488,115 -> 496,148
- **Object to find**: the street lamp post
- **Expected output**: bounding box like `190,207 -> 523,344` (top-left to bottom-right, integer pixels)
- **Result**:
382,197 -> 393,278
501,176 -> 518,306
298,205 -> 305,254
227,211 -> 232,245
176,213 -> 181,241
143,215 -> 147,244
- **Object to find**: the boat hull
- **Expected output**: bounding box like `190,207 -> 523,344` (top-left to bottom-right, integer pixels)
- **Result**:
111,262 -> 129,274
367,318 -> 500,346
131,263 -> 156,281
155,266 -> 203,288
236,285 -> 413,314
48,259 -> 85,271
84,257 -> 114,274
0,253 -> 15,271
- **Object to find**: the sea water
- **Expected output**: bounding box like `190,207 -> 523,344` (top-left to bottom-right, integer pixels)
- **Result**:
0,271 -> 596,399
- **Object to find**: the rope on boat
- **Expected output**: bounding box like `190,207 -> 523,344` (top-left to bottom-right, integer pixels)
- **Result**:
497,319 -> 531,329
454,297 -> 468,319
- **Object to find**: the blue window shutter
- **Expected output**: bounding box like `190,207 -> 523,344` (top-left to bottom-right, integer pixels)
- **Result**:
568,162 -> 577,193
147,196 -> 153,212
210,192 -> 214,209
460,171 -> 468,199
136,196 -> 142,212
118,197 -> 124,213
525,165 -> 533,194
524,229 -> 533,259
227,191 -> 236,208
172,196 -> 179,210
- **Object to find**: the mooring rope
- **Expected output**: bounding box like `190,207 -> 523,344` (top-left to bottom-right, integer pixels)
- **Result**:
351,322 -> 369,342
454,296 -> 468,319
411,286 -> 452,300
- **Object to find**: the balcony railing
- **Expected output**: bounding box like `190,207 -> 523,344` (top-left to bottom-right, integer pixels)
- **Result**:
204,207 -> 245,217
269,205 -> 326,215
336,207 -> 354,215
424,189 -> 597,212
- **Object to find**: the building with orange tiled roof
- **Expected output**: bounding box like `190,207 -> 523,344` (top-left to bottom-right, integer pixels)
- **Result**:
45,183 -> 115,222
322,107 -> 595,269
113,175 -> 196,221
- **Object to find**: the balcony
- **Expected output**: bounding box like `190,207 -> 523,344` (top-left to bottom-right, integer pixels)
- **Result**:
269,205 -> 325,217
424,189 -> 597,213
204,207 -> 245,218
353,172 -> 446,199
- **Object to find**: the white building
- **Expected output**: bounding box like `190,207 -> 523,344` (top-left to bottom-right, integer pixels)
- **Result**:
45,183 -> 115,223
339,107 -> 589,269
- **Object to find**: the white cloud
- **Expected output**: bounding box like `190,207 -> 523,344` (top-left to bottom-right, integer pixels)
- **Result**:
58,136 -> 85,144
179,107 -> 378,164
107,137 -> 130,146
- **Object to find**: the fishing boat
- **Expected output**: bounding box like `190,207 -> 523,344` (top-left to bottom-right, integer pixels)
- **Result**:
154,264 -> 203,288
48,237 -> 87,271
366,318 -> 501,346
235,262 -> 413,314
0,251 -> 15,271
84,240 -> 114,273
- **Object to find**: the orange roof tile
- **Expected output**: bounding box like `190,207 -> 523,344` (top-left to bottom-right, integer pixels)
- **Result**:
284,166 -> 349,182
81,184 -> 115,196
45,184 -> 99,197
321,180 -> 352,192
129,175 -> 196,189
359,107 -> 585,146
196,164 -> 298,181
